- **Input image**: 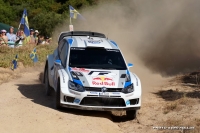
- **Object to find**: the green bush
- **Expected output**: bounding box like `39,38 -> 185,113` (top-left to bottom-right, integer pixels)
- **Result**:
0,0 -> 113,36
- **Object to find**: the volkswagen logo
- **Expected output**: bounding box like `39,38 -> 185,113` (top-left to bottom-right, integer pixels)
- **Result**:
101,87 -> 107,92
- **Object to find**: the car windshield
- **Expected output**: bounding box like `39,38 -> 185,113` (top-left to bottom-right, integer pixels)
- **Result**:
69,47 -> 127,70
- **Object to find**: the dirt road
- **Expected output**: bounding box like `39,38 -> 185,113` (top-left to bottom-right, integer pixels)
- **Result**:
0,67 -> 199,133
0,69 -> 122,133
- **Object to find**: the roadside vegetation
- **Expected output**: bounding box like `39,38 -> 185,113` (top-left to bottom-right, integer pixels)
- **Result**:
0,45 -> 56,68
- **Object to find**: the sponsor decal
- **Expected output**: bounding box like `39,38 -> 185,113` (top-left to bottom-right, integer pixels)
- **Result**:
99,92 -> 109,97
112,92 -> 120,95
87,40 -> 102,44
88,71 -> 116,76
89,92 -> 98,95
126,100 -> 130,105
89,71 -> 117,86
92,81 -> 115,86
61,69 -> 65,83
71,47 -> 85,50
71,68 -> 89,73
106,49 -> 119,52
93,76 -> 113,81
132,74 -> 139,86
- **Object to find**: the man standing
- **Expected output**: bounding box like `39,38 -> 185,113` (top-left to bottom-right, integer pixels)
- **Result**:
34,30 -> 39,45
7,26 -> 16,48
29,29 -> 36,45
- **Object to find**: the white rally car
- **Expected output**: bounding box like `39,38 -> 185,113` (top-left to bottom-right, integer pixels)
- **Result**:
43,31 -> 142,119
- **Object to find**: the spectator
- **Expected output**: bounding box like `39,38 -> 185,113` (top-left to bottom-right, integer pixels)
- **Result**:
20,30 -> 26,44
7,26 -> 16,48
15,30 -> 26,47
38,35 -> 45,45
1,29 -> 8,45
0,31 -> 4,46
34,30 -> 39,45
29,29 -> 36,45
44,36 -> 51,44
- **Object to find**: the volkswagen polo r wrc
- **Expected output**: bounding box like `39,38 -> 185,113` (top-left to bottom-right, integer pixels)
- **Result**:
43,31 -> 142,119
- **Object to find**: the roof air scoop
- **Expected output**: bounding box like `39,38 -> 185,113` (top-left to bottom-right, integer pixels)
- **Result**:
85,39 -> 103,47
87,36 -> 91,39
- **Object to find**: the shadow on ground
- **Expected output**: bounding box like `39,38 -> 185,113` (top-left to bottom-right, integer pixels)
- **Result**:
16,83 -> 132,122
154,89 -> 200,101
181,71 -> 200,88
154,89 -> 184,101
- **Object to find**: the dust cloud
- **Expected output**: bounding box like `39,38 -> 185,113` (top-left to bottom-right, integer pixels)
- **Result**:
53,0 -> 200,89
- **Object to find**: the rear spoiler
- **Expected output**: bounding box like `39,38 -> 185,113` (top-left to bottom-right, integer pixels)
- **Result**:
58,31 -> 106,43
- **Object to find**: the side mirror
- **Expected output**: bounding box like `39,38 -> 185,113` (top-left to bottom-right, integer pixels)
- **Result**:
54,59 -> 61,66
127,63 -> 133,68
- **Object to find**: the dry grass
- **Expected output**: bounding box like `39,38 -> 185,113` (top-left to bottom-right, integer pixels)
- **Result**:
163,97 -> 196,114
164,119 -> 182,127
163,102 -> 178,114
177,96 -> 196,105
160,118 -> 200,133
0,69 -> 20,85
0,45 -> 55,85
0,45 -> 56,68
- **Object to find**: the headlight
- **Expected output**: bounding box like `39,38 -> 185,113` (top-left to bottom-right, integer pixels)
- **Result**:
68,80 -> 85,92
122,84 -> 134,94
125,74 -> 131,82
71,71 -> 79,79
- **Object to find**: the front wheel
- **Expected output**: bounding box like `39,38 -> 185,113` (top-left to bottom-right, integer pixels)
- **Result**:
44,68 -> 51,96
126,110 -> 137,120
55,79 -> 61,109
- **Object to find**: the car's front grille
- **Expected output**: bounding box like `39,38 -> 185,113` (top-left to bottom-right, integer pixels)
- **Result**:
85,87 -> 122,92
80,97 -> 126,107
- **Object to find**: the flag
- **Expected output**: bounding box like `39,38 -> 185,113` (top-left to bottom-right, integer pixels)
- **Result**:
30,48 -> 38,63
69,5 -> 85,20
11,55 -> 18,70
15,37 -> 21,47
19,9 -> 30,36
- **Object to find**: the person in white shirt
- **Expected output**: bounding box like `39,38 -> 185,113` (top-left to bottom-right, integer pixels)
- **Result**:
7,26 -> 16,48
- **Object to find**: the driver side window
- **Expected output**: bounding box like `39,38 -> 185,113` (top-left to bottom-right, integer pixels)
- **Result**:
60,41 -> 69,68
58,39 -> 65,54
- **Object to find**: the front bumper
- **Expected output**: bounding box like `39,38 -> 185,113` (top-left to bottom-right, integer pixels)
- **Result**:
60,88 -> 141,111
61,104 -> 140,111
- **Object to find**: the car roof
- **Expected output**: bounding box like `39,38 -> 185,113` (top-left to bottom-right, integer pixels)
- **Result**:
58,31 -> 119,49
64,36 -> 119,49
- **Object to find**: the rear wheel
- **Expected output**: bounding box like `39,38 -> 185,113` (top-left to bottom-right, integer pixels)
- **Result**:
126,110 -> 137,120
55,79 -> 61,109
44,68 -> 51,96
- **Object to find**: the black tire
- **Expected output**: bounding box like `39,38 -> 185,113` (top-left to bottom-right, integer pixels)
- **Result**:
126,110 -> 137,120
44,68 -> 51,96
55,79 -> 61,109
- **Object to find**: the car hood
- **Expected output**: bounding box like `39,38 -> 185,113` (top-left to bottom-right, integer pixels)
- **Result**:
69,67 -> 129,88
